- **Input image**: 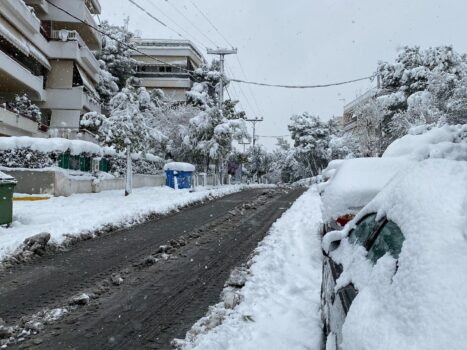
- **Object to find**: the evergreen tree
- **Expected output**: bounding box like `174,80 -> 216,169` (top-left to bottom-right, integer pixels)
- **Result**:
96,20 -> 137,95
288,113 -> 331,176
81,79 -> 159,196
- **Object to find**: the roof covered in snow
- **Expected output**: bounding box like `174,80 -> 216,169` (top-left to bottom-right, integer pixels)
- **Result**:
327,159 -> 467,350
321,157 -> 414,220
163,162 -> 195,172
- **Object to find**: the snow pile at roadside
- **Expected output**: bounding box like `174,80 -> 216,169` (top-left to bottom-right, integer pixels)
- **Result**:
175,188 -> 323,350
321,157 -> 415,220
0,185 -> 258,261
383,124 -> 467,161
328,159 -> 467,350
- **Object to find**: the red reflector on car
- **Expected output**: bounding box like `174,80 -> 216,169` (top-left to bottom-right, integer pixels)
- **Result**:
336,214 -> 354,227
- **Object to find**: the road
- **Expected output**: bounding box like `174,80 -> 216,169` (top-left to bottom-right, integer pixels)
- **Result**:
0,187 -> 305,349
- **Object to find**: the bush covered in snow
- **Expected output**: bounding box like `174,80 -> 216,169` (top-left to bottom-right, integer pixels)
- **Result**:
0,136 -> 164,176
8,94 -> 42,122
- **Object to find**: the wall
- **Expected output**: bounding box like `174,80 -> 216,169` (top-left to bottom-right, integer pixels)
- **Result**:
1,169 -> 167,197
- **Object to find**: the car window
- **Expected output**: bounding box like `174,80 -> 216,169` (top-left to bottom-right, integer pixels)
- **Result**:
348,214 -> 378,245
367,221 -> 405,263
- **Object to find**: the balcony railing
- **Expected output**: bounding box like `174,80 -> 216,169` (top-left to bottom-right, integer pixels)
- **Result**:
1,103 -> 49,132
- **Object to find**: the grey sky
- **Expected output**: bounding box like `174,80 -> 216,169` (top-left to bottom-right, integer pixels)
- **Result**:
99,0 -> 467,149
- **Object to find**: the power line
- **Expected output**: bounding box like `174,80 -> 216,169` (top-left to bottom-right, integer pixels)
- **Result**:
143,0 -> 208,50
43,0 -> 195,74
163,0 -> 219,48
257,135 -> 290,138
127,0 -> 186,39
42,1 -> 376,92
230,75 -> 375,89
226,64 -> 257,115
234,55 -> 263,115
189,1 -> 235,48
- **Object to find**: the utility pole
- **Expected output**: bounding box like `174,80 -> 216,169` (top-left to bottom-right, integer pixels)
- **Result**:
238,139 -> 251,153
238,139 -> 251,184
207,48 -> 237,110
245,117 -> 263,181
245,117 -> 263,149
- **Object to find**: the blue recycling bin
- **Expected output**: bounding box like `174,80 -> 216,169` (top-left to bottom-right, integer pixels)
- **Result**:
164,162 -> 195,189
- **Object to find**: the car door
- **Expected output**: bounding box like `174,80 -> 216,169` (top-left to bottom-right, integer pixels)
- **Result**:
321,213 -> 381,349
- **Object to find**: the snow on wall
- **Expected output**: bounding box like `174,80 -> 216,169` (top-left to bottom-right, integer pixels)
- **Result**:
0,137 -> 105,156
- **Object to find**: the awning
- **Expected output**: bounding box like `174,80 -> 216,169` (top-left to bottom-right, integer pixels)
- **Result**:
0,16 -> 50,71
76,64 -> 99,99
0,16 -> 29,55
27,43 -> 51,70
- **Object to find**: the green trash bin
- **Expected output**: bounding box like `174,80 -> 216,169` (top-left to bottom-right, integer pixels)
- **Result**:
0,171 -> 16,225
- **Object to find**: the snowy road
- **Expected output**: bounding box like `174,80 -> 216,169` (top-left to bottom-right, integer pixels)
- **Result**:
1,187 -> 305,349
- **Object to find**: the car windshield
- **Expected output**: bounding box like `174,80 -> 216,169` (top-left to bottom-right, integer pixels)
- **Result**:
348,213 -> 378,245
367,220 -> 405,263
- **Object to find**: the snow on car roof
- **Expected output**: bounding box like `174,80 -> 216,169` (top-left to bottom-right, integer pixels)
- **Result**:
163,162 -> 195,172
328,159 -> 467,350
320,157 -> 414,220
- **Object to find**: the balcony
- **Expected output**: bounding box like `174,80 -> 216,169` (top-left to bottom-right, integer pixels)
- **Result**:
0,49 -> 45,101
0,106 -> 46,137
49,30 -> 99,80
24,0 -> 49,16
43,86 -> 101,113
47,0 -> 102,50
2,0 -> 41,37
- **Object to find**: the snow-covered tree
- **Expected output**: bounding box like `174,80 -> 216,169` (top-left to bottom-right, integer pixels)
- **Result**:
182,107 -> 248,175
10,94 -> 42,123
358,46 -> 467,149
186,61 -> 223,109
288,113 -> 331,176
96,60 -> 119,110
81,79 -> 159,195
96,20 -> 137,91
268,138 -> 301,183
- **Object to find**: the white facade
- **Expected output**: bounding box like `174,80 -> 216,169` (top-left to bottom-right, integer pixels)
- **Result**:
0,0 -> 102,140
131,39 -> 205,102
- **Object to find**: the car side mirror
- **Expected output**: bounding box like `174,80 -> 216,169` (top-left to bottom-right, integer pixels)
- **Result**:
322,230 -> 346,255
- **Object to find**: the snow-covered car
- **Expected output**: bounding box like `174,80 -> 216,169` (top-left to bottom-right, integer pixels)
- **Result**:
319,157 -> 414,232
320,159 -> 467,350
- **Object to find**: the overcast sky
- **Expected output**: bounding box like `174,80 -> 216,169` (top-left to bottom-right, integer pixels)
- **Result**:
99,0 -> 467,149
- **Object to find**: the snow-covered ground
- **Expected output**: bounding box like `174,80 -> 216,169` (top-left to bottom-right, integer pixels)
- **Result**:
0,185 -> 263,261
175,188 -> 323,350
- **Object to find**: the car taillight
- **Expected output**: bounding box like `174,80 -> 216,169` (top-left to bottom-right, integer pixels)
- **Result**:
336,214 -> 354,227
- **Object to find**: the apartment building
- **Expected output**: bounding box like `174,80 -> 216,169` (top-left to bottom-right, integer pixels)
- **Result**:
131,39 -> 205,102
342,88 -> 378,134
0,0 -> 102,141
